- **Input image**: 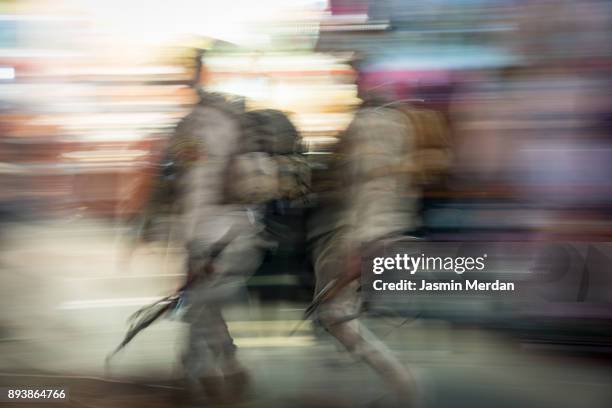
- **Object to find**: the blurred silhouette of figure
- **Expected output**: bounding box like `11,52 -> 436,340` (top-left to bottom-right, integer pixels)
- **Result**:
161,49 -> 310,405
306,58 -> 435,406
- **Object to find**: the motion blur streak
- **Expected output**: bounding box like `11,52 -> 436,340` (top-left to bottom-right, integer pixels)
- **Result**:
1,1 -> 612,407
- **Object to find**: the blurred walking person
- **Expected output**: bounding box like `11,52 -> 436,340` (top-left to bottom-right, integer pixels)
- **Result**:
162,50 -> 310,405
306,59 -> 445,406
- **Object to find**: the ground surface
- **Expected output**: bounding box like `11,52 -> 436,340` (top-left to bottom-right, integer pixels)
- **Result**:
0,220 -> 611,407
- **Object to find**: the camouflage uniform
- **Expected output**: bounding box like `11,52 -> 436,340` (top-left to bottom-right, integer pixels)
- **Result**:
171,96 -> 307,396
309,106 -> 418,401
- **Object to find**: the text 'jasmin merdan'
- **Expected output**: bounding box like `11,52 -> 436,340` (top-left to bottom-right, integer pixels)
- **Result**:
372,279 -> 515,292
372,254 -> 488,275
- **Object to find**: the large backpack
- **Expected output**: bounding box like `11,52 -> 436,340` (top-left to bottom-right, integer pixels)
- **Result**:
219,108 -> 308,205
395,105 -> 451,187
239,109 -> 301,156
312,104 -> 451,197
146,102 -> 304,215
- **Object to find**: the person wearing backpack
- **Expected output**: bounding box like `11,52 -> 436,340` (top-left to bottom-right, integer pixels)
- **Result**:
305,58 -> 451,406
163,59 -> 309,404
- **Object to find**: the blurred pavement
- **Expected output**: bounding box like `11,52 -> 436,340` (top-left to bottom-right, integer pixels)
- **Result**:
0,220 -> 611,407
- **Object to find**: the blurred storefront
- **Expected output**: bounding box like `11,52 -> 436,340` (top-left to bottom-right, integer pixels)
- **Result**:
0,0 -> 353,219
